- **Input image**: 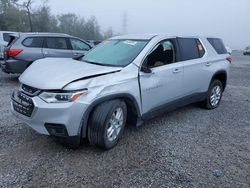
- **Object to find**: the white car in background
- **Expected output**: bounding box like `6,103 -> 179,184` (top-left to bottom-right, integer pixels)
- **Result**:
0,31 -> 18,60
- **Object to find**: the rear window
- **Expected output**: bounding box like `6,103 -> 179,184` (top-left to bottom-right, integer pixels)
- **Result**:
22,37 -> 44,48
44,37 -> 68,49
178,38 -> 200,61
207,38 -> 227,54
3,33 -> 11,42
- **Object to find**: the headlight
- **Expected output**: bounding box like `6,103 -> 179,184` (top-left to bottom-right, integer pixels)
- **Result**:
39,90 -> 88,103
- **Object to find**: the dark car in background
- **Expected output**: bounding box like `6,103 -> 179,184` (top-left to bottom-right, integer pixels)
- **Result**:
87,40 -> 102,46
243,46 -> 250,55
1,32 -> 92,74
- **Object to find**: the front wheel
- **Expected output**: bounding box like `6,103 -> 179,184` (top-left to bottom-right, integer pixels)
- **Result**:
201,79 -> 223,109
88,100 -> 127,150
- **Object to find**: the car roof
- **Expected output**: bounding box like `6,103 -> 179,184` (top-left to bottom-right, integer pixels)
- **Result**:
20,32 -> 70,37
110,33 -> 208,40
0,31 -> 18,34
111,33 -> 159,40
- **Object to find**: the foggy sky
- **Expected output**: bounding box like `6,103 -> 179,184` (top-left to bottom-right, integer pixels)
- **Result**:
39,0 -> 250,49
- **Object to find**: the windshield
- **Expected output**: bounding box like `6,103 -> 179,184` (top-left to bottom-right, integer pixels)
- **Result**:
81,39 -> 149,67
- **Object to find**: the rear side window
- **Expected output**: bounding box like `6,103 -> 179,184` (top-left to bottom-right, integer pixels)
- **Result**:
44,37 -> 68,50
196,39 -> 205,57
22,37 -> 44,48
178,38 -> 200,61
207,38 -> 227,54
3,33 -> 11,42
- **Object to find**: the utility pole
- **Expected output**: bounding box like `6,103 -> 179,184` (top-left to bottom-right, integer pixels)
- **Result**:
122,12 -> 127,35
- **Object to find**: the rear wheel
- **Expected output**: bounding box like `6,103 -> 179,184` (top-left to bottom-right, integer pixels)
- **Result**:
88,100 -> 127,149
201,79 -> 223,109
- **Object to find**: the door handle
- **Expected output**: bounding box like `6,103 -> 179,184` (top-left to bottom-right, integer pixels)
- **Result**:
44,51 -> 49,55
173,68 -> 181,74
205,62 -> 212,66
73,53 -> 79,56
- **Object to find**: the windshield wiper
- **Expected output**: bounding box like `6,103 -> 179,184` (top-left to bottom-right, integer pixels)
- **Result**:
83,60 -> 122,67
83,60 -> 106,66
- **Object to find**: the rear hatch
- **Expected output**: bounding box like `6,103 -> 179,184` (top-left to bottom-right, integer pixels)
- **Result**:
3,33 -> 20,61
0,33 -> 11,59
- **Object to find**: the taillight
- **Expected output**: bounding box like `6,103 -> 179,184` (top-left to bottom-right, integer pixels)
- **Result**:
7,49 -> 23,57
226,56 -> 232,64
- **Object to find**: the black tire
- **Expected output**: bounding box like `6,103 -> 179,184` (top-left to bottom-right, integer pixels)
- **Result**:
88,99 -> 127,150
201,79 -> 223,109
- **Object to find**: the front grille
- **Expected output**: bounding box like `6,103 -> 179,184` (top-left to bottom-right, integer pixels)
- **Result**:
22,84 -> 40,96
12,91 -> 34,117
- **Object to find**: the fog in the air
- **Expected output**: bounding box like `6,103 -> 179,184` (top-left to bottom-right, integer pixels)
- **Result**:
38,0 -> 250,49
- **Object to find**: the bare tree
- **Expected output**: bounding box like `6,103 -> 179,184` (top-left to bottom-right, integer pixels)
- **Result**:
24,0 -> 33,31
13,0 -> 33,31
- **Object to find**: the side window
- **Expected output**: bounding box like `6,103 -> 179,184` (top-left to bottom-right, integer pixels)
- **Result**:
3,33 -> 11,42
146,40 -> 176,68
178,38 -> 200,61
22,37 -> 44,48
207,38 -> 227,54
70,38 -> 90,51
44,37 -> 68,50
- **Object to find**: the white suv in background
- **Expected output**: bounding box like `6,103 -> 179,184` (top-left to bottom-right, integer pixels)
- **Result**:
11,34 -> 231,149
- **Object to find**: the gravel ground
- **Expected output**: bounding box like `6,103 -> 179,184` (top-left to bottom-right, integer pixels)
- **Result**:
0,51 -> 249,187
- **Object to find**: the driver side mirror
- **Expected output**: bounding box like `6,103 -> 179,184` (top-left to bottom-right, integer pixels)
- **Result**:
141,65 -> 152,73
73,54 -> 85,60
141,56 -> 152,73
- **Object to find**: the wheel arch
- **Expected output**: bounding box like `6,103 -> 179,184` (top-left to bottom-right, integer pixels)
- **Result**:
80,93 -> 141,139
210,70 -> 227,91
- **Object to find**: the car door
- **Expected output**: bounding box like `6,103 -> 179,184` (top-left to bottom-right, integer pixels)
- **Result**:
70,38 -> 91,58
139,39 -> 184,114
21,37 -> 44,62
177,37 -> 210,96
43,37 -> 73,58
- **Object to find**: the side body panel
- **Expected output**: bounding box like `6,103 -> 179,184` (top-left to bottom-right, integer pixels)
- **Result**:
12,36 -> 44,62
179,37 -> 230,96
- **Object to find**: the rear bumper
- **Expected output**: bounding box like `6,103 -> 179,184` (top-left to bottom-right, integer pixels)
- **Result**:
1,59 -> 29,73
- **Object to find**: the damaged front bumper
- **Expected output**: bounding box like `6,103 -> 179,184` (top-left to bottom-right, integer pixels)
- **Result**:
11,91 -> 89,145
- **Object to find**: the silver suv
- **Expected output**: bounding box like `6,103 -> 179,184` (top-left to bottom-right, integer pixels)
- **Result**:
11,34 -> 231,149
1,32 -> 91,73
0,31 -> 18,60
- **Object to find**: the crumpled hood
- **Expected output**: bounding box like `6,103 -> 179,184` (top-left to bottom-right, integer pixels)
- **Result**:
19,58 -> 121,90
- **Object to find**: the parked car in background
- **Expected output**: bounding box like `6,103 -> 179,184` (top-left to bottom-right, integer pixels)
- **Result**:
225,46 -> 232,55
1,32 -> 92,74
87,40 -> 102,46
0,31 -> 18,60
243,46 -> 250,55
11,34 -> 231,149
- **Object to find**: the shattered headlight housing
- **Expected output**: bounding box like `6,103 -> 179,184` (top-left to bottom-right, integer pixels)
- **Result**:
39,89 -> 88,103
